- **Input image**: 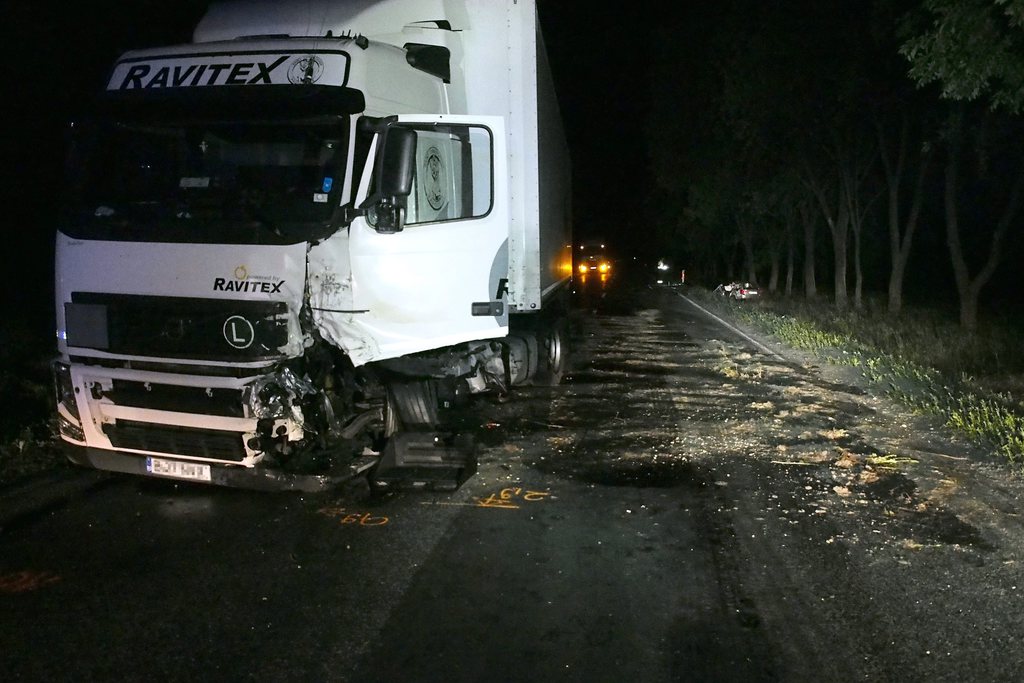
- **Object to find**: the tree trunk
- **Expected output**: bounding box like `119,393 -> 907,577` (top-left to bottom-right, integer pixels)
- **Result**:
877,114 -> 932,316
944,142 -> 974,329
768,249 -> 780,292
808,173 -> 850,310
887,259 -> 906,315
852,220 -> 864,310
831,211 -> 849,311
785,227 -> 795,297
845,171 -> 876,312
800,202 -> 817,299
958,285 -> 980,330
943,110 -> 1024,331
738,219 -> 758,286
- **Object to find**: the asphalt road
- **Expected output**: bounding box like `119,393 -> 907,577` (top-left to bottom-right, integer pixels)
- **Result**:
3,278 -> 1024,682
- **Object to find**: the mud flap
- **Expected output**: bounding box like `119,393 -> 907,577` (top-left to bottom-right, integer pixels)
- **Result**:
371,432 -> 477,492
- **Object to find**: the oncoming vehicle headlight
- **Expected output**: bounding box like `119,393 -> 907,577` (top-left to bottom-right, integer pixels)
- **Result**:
598,262 -> 610,273
578,264 -> 588,274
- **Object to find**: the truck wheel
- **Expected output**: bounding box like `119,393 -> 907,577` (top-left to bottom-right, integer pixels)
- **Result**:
533,320 -> 568,386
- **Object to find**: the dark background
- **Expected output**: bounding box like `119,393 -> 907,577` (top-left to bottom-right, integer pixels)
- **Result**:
2,2 -> 209,334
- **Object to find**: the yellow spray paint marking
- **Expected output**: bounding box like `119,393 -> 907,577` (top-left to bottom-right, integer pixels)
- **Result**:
318,506 -> 389,526
0,570 -> 61,594
419,487 -> 553,510
474,487 -> 551,509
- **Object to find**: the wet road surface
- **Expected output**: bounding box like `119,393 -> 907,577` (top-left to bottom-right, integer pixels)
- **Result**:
4,281 -> 1024,681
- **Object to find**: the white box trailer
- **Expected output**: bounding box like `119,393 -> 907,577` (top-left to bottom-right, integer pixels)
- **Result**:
53,0 -> 571,490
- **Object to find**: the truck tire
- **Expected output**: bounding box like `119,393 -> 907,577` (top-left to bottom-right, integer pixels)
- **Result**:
533,319 -> 568,386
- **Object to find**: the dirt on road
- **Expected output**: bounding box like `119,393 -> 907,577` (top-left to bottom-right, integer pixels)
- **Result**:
475,284 -> 1024,681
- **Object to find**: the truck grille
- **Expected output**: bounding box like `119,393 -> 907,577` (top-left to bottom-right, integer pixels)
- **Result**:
103,421 -> 247,461
105,379 -> 245,418
66,293 -> 288,362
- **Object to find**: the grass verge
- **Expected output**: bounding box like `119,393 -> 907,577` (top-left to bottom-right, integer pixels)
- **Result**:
688,287 -> 1024,467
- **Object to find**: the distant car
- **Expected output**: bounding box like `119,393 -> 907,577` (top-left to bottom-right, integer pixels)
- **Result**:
575,241 -> 612,280
578,254 -> 612,275
716,282 -> 759,300
732,283 -> 758,300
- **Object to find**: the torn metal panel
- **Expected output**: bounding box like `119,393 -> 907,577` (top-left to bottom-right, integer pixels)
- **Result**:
307,230 -> 380,365
245,367 -> 316,419
307,223 -> 510,367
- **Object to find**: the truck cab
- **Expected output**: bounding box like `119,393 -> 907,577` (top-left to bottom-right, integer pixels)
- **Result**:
53,0 -> 571,491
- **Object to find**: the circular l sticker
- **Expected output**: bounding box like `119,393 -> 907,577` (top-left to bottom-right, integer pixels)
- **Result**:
223,315 -> 255,349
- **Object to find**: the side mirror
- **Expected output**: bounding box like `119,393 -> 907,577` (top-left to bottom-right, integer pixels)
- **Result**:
378,127 -> 416,198
361,126 -> 416,233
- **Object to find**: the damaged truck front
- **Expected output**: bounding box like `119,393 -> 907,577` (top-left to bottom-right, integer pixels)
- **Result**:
53,0 -> 572,491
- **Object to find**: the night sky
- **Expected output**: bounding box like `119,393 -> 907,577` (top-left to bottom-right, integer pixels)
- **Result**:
4,1 -> 1023,335
3,2 -> 211,332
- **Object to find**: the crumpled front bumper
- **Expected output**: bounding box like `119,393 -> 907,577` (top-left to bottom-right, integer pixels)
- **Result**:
63,444 -> 377,493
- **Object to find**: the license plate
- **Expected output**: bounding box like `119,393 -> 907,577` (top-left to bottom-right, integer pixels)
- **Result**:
146,457 -> 212,482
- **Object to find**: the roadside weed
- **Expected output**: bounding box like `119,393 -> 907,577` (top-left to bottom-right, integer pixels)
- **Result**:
689,288 -> 1024,467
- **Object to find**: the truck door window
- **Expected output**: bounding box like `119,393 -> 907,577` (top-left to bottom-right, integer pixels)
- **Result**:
402,124 -> 492,226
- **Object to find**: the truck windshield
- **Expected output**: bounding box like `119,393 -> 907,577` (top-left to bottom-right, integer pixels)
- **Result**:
62,115 -> 349,245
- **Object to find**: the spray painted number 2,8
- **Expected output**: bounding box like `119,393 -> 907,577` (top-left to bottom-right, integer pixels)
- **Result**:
474,488 -> 551,509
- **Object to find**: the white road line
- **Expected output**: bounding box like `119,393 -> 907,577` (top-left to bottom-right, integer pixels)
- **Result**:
673,291 -> 788,362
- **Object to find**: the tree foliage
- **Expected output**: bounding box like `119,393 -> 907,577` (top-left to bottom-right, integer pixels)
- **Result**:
900,0 -> 1024,112
638,0 -> 1024,328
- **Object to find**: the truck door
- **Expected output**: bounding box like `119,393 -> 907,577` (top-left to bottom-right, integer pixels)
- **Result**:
342,115 -> 510,364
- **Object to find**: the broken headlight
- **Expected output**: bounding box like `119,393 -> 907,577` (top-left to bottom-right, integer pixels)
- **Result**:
52,361 -> 85,442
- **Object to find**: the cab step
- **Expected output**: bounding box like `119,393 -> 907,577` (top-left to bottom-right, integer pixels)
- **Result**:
371,432 -> 477,492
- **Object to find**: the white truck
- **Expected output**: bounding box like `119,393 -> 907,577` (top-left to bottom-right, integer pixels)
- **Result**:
53,0 -> 572,490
